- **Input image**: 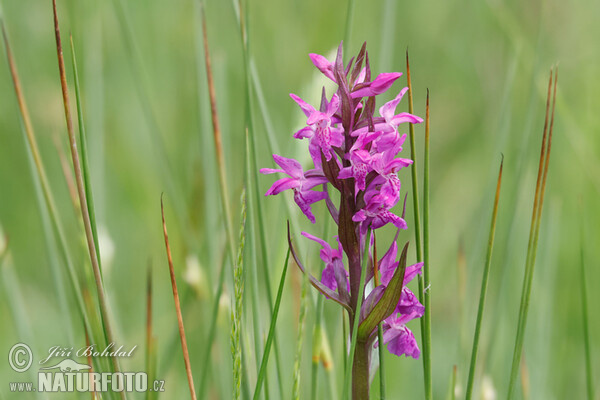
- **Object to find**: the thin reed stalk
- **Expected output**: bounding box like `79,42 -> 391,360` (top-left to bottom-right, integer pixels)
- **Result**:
405,52 -> 429,399
292,273 -> 308,400
1,14 -> 92,352
579,233 -> 594,400
465,156 -> 504,400
51,2 -> 123,388
506,69 -> 557,399
422,89 -> 433,400
231,190 -> 247,400
253,248 -> 291,400
160,196 -> 197,400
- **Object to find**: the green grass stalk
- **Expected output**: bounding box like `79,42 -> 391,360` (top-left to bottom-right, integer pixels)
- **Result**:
506,69 -> 557,399
311,295 -> 325,400
231,0 -> 286,395
51,2 -> 123,390
1,15 -> 93,353
253,248 -> 291,400
422,89 -> 433,400
405,52 -> 429,399
69,35 -> 102,274
465,156 -> 504,400
160,196 -> 197,400
579,234 -> 594,400
231,190 -> 247,400
198,251 -> 229,398
292,272 -> 309,399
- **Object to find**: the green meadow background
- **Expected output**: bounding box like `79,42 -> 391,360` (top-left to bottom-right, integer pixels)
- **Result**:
0,0 -> 598,399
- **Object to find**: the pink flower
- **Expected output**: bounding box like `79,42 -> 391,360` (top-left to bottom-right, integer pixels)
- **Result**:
309,53 -> 336,82
290,93 -> 344,161
261,154 -> 328,223
351,72 -> 402,98
301,232 -> 349,294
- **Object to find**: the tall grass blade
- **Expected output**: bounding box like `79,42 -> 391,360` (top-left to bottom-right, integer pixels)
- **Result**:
69,34 -> 102,274
232,0 -> 286,394
579,235 -> 594,400
51,1 -> 123,388
422,89 -> 433,400
405,52 -> 429,399
198,0 -> 236,268
160,196 -> 197,400
253,247 -> 291,400
292,272 -> 308,400
465,156 -> 503,400
244,129 -> 269,399
506,69 -> 557,399
311,295 -> 325,400
231,190 -> 247,400
1,15 -> 93,349
197,251 -> 228,398
145,264 -> 157,400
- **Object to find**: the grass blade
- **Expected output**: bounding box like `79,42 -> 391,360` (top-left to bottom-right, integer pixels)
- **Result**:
311,295 -> 325,400
465,156 -> 504,400
422,88 -> 433,400
579,232 -> 594,400
506,69 -> 557,399
231,190 -> 247,400
197,250 -> 228,397
1,14 -> 95,351
160,196 -> 197,400
51,1 -> 123,388
253,248 -> 291,400
292,272 -> 309,399
232,0 -> 287,394
69,34 -> 102,274
405,52 -> 429,399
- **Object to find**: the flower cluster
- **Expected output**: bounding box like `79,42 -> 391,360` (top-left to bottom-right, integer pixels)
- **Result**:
261,42 -> 424,359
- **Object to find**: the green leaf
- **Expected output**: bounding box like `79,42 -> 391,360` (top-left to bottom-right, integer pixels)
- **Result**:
357,242 -> 409,341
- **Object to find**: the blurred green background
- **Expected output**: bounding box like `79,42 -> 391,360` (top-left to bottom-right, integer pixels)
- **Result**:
0,0 -> 598,398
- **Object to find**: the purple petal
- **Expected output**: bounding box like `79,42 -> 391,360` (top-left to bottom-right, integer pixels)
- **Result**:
379,87 -> 409,122
294,190 -> 327,223
320,264 -> 337,291
390,112 -> 424,126
294,126 -> 314,139
302,176 -> 329,190
403,262 -> 424,285
351,72 -> 402,98
260,168 -> 284,175
265,178 -> 299,196
326,93 -> 340,116
290,93 -> 316,117
396,288 -> 425,318
386,326 -> 420,358
301,231 -> 330,249
272,154 -> 303,178
309,53 -> 336,82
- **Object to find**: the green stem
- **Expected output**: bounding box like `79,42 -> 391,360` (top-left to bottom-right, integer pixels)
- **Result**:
343,230 -> 371,400
580,238 -> 594,400
422,89 -> 432,400
465,157 -> 503,400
